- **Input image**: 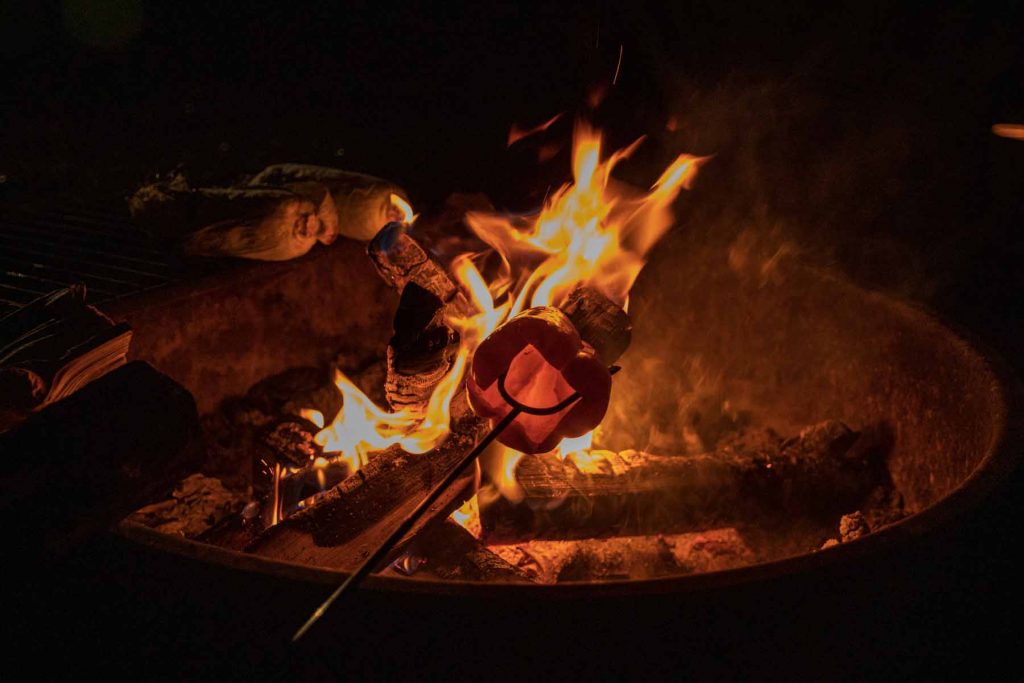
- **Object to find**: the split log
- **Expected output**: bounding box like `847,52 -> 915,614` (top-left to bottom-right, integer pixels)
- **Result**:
480,421 -> 888,543
0,361 -> 204,556
385,283 -> 460,411
368,225 -> 469,410
487,528 -> 754,584
559,284 -> 632,364
249,397 -> 488,552
405,520 -> 530,583
368,222 -> 461,303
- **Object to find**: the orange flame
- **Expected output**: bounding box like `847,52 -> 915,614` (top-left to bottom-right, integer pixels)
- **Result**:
296,123 -> 702,511
390,193 -> 417,224
312,351 -> 466,473
507,113 -> 564,147
467,122 -> 706,312
450,494 -> 482,538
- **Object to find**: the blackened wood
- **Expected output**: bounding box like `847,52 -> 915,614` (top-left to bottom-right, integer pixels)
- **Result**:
0,361 -> 203,556
250,401 -> 488,550
412,520 -> 529,583
559,284 -> 632,364
487,528 -> 754,584
386,283 -> 459,411
367,223 -> 461,302
481,421 -> 886,543
258,418 -> 325,469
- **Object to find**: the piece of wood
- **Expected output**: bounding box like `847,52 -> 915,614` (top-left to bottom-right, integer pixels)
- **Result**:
0,361 -> 204,556
367,223 -> 462,303
480,421 -> 887,543
385,283 -> 460,411
249,398 -> 488,553
559,284 -> 632,364
487,528 -> 754,584
402,520 -> 530,583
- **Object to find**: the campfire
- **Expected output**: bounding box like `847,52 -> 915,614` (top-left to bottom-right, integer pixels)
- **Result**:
121,121 -> 912,597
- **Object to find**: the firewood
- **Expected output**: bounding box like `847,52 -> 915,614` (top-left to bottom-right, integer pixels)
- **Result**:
480,421 -> 887,543
367,223 -> 462,303
0,361 -> 203,556
559,284 -> 632,364
249,398 -> 488,550
385,283 -> 459,411
487,528 -> 754,584
408,520 -> 530,583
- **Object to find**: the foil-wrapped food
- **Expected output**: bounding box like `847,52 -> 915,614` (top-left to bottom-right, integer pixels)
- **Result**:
129,164 -> 409,261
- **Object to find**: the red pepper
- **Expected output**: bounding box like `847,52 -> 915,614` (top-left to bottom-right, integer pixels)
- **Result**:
466,306 -> 612,454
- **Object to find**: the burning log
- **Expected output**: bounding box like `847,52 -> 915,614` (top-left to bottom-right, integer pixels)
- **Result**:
368,225 -> 469,410
559,284 -> 632,364
408,520 -> 530,583
385,283 -> 460,412
480,421 -> 888,543
250,399 -> 488,552
368,222 -> 461,303
0,361 -> 203,555
487,528 -> 754,584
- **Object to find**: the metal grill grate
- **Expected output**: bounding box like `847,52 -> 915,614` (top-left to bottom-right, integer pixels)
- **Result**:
0,204 -> 185,316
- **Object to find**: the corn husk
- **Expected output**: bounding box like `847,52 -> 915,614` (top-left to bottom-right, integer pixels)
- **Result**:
128,165 -> 408,261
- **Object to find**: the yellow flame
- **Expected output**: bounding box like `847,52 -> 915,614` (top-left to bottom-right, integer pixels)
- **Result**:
450,494 -> 482,538
299,408 -> 325,429
466,122 -> 706,311
313,353 -> 465,473
390,193 -> 417,224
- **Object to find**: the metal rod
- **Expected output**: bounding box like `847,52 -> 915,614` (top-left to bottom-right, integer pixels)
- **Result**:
290,366 -> 618,642
291,401 -> 524,642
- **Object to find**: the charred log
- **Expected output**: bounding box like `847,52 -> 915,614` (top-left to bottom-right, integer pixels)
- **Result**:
386,283 -> 460,411
559,284 -> 632,364
409,520 -> 530,583
481,421 -> 889,543
368,222 -> 461,302
487,528 -> 754,584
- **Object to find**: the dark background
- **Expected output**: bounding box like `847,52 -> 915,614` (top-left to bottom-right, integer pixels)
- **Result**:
2,1 -> 1023,678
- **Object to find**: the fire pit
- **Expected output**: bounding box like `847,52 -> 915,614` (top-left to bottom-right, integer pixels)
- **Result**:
112,127 -> 1020,602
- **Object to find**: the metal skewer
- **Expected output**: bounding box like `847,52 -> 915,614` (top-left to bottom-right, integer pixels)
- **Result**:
291,366 -> 619,642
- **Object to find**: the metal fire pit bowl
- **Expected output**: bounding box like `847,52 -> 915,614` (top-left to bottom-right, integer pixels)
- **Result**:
116,234 -> 1022,604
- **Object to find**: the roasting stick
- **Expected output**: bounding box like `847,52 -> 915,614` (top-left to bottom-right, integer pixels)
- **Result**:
291,366 -> 620,642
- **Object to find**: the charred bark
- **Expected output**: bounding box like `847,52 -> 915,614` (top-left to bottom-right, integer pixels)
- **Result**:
250,398 -> 488,550
487,528 -> 754,584
385,283 -> 460,412
559,284 -> 632,364
410,520 -> 530,583
481,421 -> 889,543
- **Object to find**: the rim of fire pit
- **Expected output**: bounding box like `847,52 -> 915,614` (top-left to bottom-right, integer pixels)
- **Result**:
116,275 -> 1024,598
